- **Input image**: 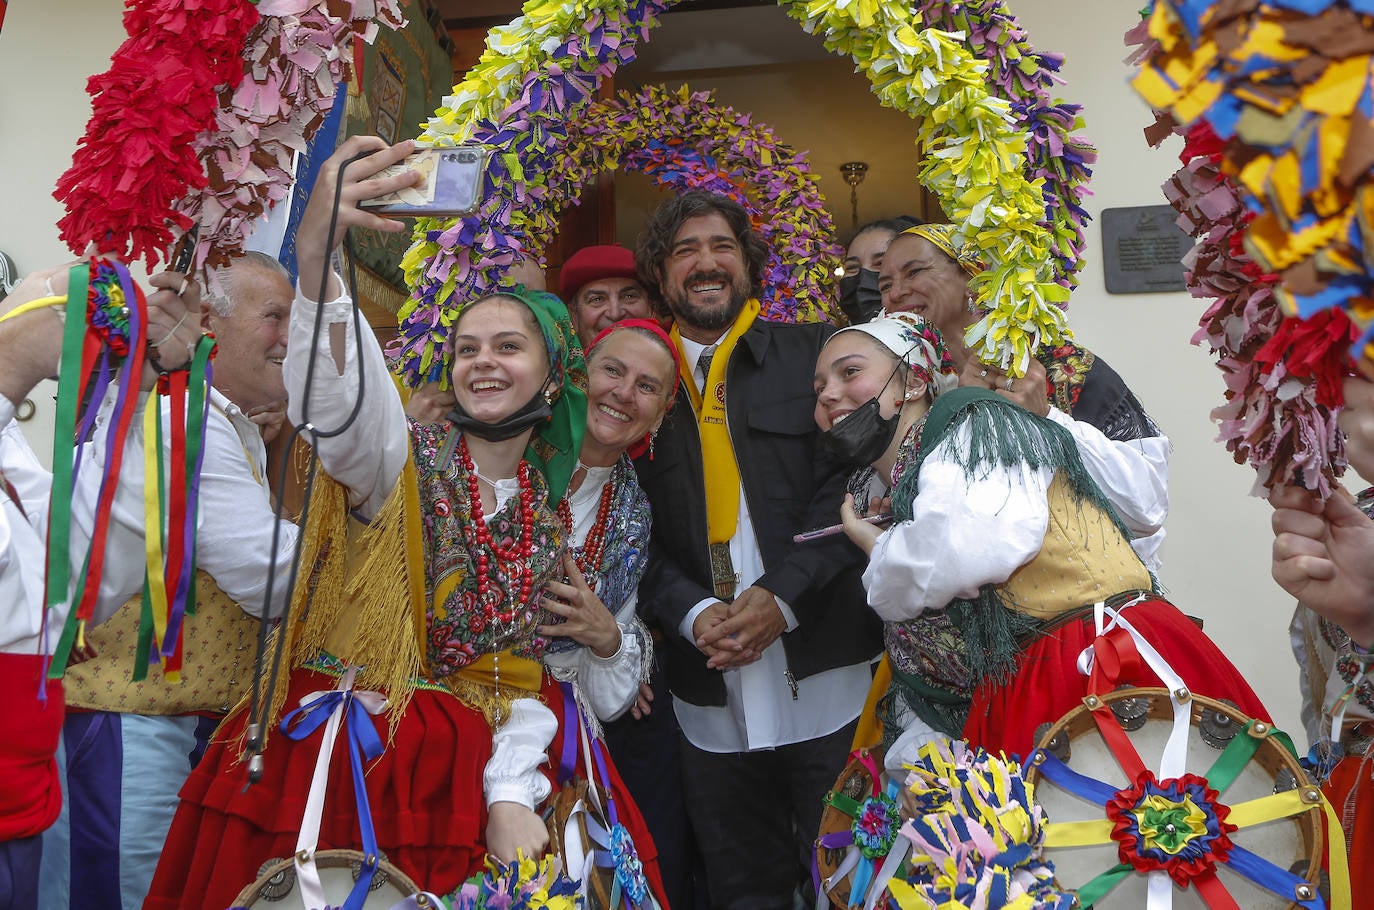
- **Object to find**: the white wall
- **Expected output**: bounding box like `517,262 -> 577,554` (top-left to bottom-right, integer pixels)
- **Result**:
0,0 -> 125,463
1009,0 -> 1304,740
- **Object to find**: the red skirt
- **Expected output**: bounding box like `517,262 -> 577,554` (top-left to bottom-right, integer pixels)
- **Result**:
962,597 -> 1271,760
144,669 -> 665,909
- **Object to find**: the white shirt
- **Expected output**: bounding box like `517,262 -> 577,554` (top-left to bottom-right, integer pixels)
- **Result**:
1043,406 -> 1169,572
2,396 -> 137,655
0,400 -> 59,655
670,336 -> 873,753
863,420 -> 1052,621
282,282 -> 556,811
80,386 -> 299,618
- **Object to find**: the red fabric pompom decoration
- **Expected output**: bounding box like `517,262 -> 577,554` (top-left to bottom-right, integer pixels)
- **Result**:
53,0 -> 261,269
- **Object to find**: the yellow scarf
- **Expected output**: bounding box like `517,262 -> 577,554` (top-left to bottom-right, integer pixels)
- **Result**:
671,299 -> 759,544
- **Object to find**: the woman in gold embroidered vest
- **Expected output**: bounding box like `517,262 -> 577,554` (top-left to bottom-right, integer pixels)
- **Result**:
878,223 -> 1171,572
144,138 -> 665,908
813,312 -> 1269,761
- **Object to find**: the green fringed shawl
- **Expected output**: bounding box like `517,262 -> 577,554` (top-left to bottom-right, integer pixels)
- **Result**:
891,387 -> 1142,688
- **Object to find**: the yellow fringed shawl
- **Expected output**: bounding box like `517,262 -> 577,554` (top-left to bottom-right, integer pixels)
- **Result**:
256,453 -> 544,741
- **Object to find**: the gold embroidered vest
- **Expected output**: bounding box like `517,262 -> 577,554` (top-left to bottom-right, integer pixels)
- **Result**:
998,472 -> 1151,620
62,570 -> 259,715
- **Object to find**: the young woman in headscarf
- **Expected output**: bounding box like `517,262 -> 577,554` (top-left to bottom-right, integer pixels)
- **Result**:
812,312 -> 1268,761
143,139 -> 666,909
878,224 -> 1171,572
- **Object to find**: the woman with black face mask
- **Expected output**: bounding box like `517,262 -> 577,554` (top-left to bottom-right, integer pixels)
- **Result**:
837,218 -> 921,325
812,313 -> 1269,781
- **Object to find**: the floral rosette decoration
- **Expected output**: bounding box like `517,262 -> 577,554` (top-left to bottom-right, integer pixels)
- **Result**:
1105,771 -> 1237,885
443,854 -> 582,910
888,740 -> 1070,910
572,84 -> 845,325
853,793 -> 902,861
1129,0 -> 1374,371
1126,17 -> 1354,498
86,259 -> 135,356
609,823 -> 651,907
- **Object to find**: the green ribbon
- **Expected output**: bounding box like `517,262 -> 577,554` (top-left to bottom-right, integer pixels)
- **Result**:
825,790 -> 863,818
181,334 -> 215,620
1075,863 -> 1133,907
46,263 -> 92,676
45,264 -> 90,610
1202,719 -> 1265,794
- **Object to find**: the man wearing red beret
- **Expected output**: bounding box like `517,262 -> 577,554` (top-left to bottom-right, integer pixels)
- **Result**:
558,244 -> 654,350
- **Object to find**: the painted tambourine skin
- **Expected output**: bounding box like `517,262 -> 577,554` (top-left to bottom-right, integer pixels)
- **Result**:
1026,687 -> 1326,909
231,848 -> 437,909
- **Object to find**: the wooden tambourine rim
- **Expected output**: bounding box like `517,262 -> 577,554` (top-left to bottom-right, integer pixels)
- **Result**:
815,747 -> 883,909
231,848 -> 431,907
1024,686 -> 1324,905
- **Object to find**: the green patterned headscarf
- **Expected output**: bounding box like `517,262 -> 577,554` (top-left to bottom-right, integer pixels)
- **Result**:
478,284 -> 587,506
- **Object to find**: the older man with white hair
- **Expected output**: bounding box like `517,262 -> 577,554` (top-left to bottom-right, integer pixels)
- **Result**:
39,252 -> 303,910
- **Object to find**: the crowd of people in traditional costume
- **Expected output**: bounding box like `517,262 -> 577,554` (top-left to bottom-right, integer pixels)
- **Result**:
0,131 -> 1369,910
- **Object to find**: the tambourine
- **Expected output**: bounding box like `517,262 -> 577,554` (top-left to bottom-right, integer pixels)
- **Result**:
1026,687 -> 1327,909
814,748 -> 901,910
231,848 -> 439,909
547,777 -> 616,910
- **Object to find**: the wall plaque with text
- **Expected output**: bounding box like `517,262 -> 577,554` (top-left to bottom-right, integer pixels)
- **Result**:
1100,205 -> 1194,294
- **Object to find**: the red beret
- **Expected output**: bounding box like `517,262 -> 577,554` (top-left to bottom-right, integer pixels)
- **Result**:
557,244 -> 641,303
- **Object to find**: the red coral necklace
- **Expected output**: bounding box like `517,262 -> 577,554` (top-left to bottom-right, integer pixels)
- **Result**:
558,470 -> 615,578
460,436 -> 535,625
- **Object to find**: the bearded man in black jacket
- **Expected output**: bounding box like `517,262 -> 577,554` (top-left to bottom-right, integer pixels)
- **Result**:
633,191 -> 881,910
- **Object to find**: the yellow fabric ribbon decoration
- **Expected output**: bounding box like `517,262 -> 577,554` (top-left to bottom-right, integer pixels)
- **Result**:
141,396 -> 175,681
850,653 -> 893,753
671,298 -> 759,545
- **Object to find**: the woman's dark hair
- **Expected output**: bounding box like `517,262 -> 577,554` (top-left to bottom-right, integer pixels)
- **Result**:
848,216 -> 924,246
634,191 -> 770,317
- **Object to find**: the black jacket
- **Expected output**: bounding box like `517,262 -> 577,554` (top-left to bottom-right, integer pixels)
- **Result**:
633,319 -> 882,707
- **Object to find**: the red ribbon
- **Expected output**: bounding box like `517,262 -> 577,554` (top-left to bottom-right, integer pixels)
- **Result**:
1088,626 -> 1148,781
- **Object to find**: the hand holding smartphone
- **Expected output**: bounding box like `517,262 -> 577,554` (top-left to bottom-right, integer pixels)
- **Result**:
358,147 -> 486,218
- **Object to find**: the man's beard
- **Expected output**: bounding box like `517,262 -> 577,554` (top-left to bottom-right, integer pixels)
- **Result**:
663,269 -> 750,332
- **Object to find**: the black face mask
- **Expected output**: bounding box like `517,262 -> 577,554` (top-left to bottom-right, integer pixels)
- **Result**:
819,397 -> 901,466
838,269 -> 883,325
818,357 -> 906,467
448,379 -> 552,442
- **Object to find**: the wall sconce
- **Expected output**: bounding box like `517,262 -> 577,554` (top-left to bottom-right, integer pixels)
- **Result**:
839,161 -> 869,233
